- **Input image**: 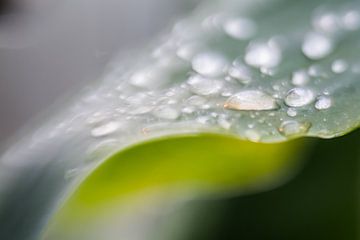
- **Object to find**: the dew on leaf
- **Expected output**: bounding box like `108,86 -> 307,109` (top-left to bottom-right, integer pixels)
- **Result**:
331,59 -> 348,73
187,75 -> 223,96
228,64 -> 252,84
287,108 -> 298,117
285,88 -> 315,107
223,17 -> 257,40
191,52 -> 228,77
291,70 -> 309,86
245,41 -> 282,69
152,106 -> 180,120
224,90 -> 278,111
315,96 -> 332,110
302,32 -> 334,60
278,120 -> 311,137
341,10 -> 360,31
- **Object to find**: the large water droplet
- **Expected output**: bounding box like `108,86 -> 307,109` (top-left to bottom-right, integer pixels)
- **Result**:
192,52 -> 228,77
187,75 -> 223,96
223,17 -> 257,40
228,64 -> 252,84
285,88 -> 315,107
245,41 -> 282,68
302,32 -> 334,60
278,121 -> 311,137
315,96 -> 332,110
224,90 -> 278,111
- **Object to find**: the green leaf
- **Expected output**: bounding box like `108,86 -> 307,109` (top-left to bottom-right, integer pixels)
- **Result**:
43,134 -> 305,239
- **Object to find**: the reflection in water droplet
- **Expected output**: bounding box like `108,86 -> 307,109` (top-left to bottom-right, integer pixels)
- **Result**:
285,88 -> 315,107
315,96 -> 332,110
223,17 -> 257,40
224,90 -> 278,111
192,52 -> 228,77
91,121 -> 121,137
278,121 -> 311,137
187,75 -> 223,96
245,41 -> 282,68
291,70 -> 309,86
331,59 -> 348,73
302,32 -> 334,60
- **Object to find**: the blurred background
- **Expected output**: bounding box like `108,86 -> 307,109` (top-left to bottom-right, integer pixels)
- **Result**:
0,0 -> 200,143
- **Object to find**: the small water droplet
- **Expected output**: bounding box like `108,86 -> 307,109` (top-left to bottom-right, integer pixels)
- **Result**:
287,108 -> 298,117
153,106 -> 179,120
192,52 -> 228,77
182,106 -> 196,114
285,88 -> 315,107
187,75 -> 223,95
278,121 -> 311,137
224,90 -> 278,111
302,32 -> 334,60
331,59 -> 348,73
91,121 -> 121,137
186,95 -> 207,106
313,12 -> 340,33
223,17 -> 257,40
245,129 -> 261,142
342,10 -> 360,31
291,70 -> 309,86
228,64 -> 252,84
315,96 -> 332,110
245,41 -> 282,68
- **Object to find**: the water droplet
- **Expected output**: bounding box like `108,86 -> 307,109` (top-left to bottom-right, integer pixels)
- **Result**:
217,117 -> 232,130
224,90 -> 278,111
245,129 -> 261,142
182,106 -> 196,114
342,10 -> 360,31
153,106 -> 179,120
287,108 -> 298,117
291,70 -> 309,86
176,43 -> 200,61
331,59 -> 348,73
315,96 -> 332,110
245,41 -> 282,68
223,17 -> 257,40
285,88 -> 315,107
187,75 -> 223,95
278,121 -> 311,137
186,95 -> 207,106
302,32 -> 334,60
192,52 -> 228,77
313,12 -> 340,33
91,121 -> 121,137
228,64 -> 252,84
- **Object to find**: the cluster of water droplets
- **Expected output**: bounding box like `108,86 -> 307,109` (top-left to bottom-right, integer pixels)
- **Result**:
3,1 -> 360,180
74,3 -> 360,151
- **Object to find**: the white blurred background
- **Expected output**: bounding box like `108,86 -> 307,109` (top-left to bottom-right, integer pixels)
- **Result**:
0,0 -> 200,143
